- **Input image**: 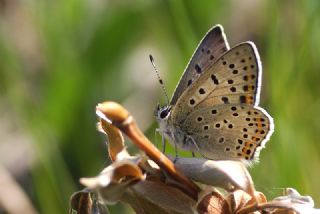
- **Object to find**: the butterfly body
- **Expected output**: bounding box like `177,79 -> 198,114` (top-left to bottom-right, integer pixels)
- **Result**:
156,25 -> 274,164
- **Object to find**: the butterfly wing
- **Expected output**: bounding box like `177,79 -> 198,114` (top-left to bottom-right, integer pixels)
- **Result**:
183,104 -> 273,161
170,24 -> 229,105
171,42 -> 274,162
172,42 -> 262,123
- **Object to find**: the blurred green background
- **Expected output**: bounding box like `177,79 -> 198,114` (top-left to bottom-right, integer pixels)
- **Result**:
1,0 -> 320,213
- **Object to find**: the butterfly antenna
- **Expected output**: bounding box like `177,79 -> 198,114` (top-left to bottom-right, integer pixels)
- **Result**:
149,54 -> 170,105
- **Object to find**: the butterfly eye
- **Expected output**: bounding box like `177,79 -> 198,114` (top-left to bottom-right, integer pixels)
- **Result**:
159,107 -> 171,119
160,110 -> 168,119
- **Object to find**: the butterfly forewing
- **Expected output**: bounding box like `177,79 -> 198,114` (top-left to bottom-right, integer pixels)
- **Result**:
171,42 -> 261,124
170,25 -> 230,105
182,104 -> 273,161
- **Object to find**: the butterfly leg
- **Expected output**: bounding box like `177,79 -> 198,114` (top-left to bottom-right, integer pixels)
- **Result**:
191,140 -> 210,159
173,142 -> 179,163
161,136 -> 166,153
156,128 -> 167,153
186,135 -> 210,159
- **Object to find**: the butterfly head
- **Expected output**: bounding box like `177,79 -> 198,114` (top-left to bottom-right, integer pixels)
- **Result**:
155,104 -> 172,122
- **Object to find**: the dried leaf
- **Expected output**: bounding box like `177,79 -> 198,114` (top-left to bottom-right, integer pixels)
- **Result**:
273,188 -> 314,206
91,198 -> 109,214
69,190 -> 92,214
236,188 -> 320,214
122,180 -> 196,214
197,191 -> 231,214
80,161 -> 144,204
254,191 -> 267,204
96,102 -> 130,124
139,159 -> 163,180
271,188 -> 320,214
69,190 -> 109,214
228,190 -> 256,213
174,158 -> 254,194
97,119 -> 126,161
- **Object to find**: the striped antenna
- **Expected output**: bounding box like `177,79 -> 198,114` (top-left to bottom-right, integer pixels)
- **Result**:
149,54 -> 170,105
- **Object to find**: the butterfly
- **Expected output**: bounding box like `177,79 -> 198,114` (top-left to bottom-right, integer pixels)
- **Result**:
156,24 -> 274,164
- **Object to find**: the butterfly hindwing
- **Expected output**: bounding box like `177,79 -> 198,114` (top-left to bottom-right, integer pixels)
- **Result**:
182,104 -> 274,161
171,42 -> 262,124
170,25 -> 230,105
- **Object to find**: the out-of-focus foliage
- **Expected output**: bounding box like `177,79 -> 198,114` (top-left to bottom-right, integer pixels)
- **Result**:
0,0 -> 320,213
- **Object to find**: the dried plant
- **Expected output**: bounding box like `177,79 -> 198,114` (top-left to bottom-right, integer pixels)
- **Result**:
69,101 -> 319,214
